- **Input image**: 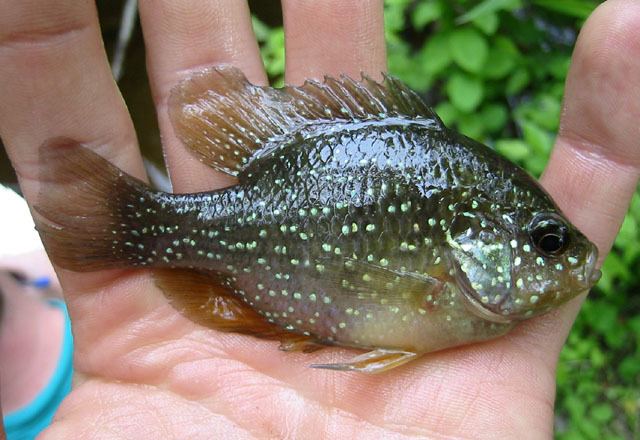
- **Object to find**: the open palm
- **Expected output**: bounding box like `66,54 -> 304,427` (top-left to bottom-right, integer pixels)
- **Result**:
2,1 -> 639,438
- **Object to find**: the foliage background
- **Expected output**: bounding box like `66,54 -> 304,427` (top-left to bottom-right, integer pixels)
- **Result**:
253,1 -> 639,438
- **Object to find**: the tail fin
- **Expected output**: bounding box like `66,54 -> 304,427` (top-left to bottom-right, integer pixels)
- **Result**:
34,139 -> 158,271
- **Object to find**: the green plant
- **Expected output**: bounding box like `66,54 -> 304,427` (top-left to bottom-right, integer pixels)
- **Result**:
253,1 -> 639,437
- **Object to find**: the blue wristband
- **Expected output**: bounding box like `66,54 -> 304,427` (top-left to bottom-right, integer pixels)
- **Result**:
4,299 -> 74,440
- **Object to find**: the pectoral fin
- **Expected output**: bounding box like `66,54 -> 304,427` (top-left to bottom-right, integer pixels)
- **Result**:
310,348 -> 419,374
309,257 -> 446,307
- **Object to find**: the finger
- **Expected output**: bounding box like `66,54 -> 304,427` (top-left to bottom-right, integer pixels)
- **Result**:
138,0 -> 266,193
282,0 -> 386,85
517,0 -> 640,360
0,1 -> 146,294
544,0 -> 640,254
0,0 -> 145,191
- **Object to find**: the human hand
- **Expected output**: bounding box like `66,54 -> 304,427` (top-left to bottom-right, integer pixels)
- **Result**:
1,0 -> 639,438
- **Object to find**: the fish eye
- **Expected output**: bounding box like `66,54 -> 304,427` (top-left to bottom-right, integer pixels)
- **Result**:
528,213 -> 569,257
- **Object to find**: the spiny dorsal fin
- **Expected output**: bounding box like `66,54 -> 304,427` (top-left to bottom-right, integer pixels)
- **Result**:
168,66 -> 442,176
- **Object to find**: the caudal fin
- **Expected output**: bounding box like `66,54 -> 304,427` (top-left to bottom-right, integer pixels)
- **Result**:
34,139 -> 158,271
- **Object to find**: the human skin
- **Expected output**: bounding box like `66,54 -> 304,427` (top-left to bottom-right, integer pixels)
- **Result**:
0,272 -> 64,413
0,0 -> 639,438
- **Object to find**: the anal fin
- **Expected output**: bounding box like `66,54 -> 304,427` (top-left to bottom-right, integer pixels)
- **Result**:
154,269 -> 324,352
155,268 -> 281,337
310,349 -> 419,374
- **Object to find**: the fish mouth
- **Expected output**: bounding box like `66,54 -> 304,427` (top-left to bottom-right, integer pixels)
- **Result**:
590,268 -> 602,285
574,244 -> 601,290
585,245 -> 601,286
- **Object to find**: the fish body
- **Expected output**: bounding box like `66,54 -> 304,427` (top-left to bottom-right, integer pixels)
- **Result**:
35,67 -> 600,372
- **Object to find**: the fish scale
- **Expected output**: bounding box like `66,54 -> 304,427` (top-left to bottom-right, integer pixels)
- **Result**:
33,67 -> 600,373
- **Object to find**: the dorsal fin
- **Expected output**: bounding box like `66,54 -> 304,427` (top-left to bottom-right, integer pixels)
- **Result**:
168,66 -> 442,176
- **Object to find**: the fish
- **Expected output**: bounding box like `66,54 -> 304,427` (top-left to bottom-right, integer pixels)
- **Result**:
33,66 -> 601,373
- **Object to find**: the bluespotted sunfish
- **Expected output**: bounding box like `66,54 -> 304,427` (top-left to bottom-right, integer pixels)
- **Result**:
33,67 -> 600,373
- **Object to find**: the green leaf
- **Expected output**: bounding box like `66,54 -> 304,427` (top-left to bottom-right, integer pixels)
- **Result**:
590,404 -> 614,423
619,356 -> 640,382
532,0 -> 598,19
390,42 -> 432,91
446,72 -> 484,112
524,154 -> 548,177
629,191 -> 640,221
614,214 -> 638,249
623,240 -> 640,266
458,113 -> 486,139
589,346 -> 606,368
601,252 -> 632,283
495,139 -> 530,161
520,120 -> 553,156
434,101 -> 459,126
483,37 -> 519,79
559,429 -> 588,440
262,27 -> 285,78
473,12 -> 499,35
546,54 -> 572,80
515,94 -> 561,131
384,0 -> 411,41
479,103 -> 508,133
449,28 -> 489,73
412,1 -> 442,29
629,316 -> 640,337
564,395 -> 586,419
419,32 -> 453,76
271,76 -> 284,88
506,67 -> 531,95
533,96 -> 562,130
251,16 -> 270,42
578,416 -> 604,439
457,0 -> 522,24
621,393 -> 640,423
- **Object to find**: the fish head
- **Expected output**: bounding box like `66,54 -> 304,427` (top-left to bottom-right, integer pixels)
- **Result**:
448,207 -> 600,323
